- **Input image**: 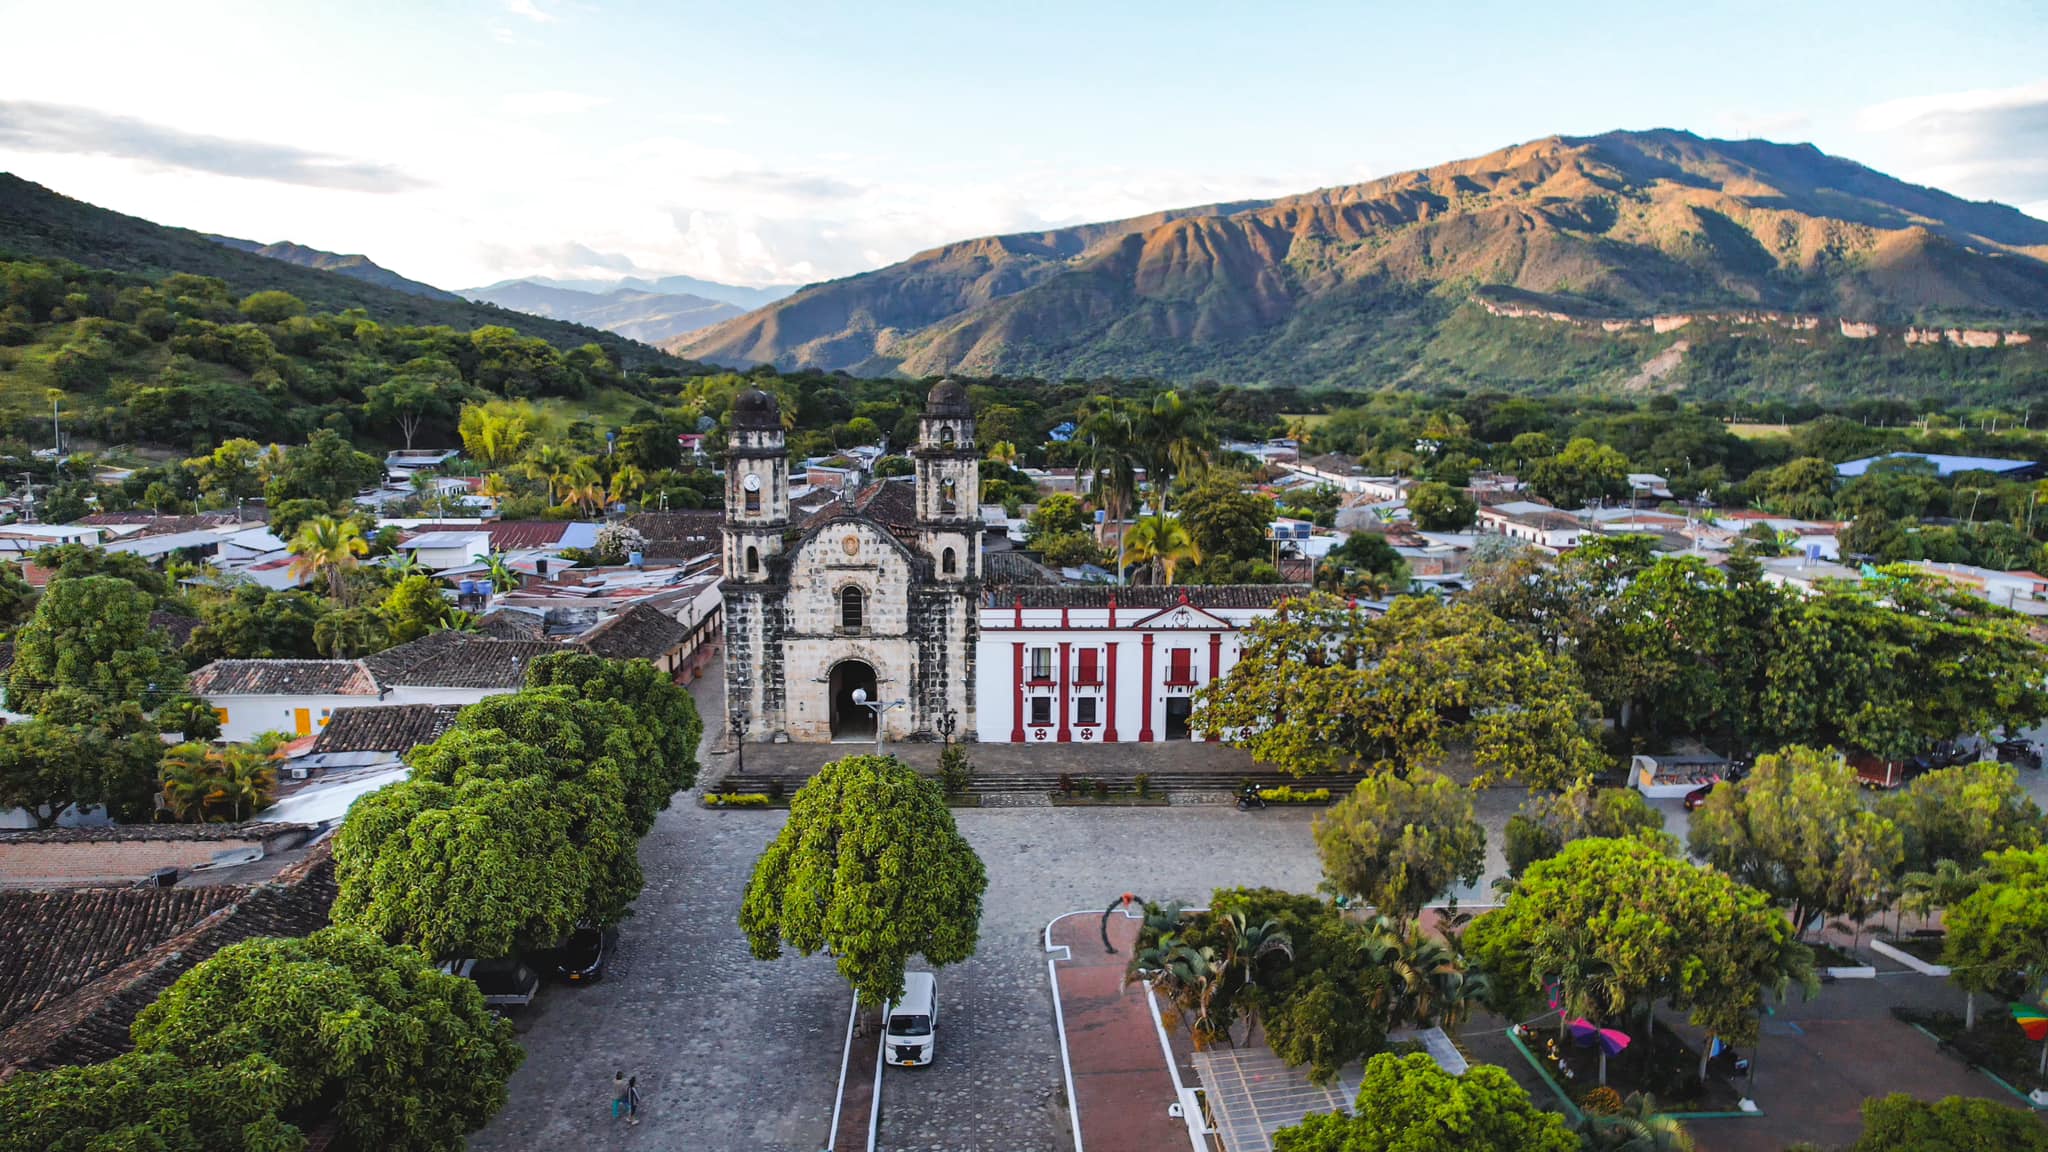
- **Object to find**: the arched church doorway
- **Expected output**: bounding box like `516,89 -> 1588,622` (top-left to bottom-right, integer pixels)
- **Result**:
829,660 -> 879,741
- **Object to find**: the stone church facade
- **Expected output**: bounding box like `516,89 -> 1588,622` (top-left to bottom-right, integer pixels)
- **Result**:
722,381 -> 980,744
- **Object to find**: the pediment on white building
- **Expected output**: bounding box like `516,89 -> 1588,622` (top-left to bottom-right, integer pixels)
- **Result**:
1126,601 -> 1235,631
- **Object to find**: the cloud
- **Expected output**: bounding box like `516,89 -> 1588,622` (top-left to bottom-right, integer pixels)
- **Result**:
702,168 -> 868,203
0,100 -> 425,193
501,90 -> 609,117
1858,80 -> 2048,205
475,240 -> 643,278
502,0 -> 554,23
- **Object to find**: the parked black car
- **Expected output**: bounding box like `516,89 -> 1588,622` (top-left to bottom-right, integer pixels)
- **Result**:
531,925 -> 618,984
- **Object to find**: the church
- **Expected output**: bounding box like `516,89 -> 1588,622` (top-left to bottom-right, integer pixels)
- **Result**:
722,380 -> 981,744
721,381 -> 1302,746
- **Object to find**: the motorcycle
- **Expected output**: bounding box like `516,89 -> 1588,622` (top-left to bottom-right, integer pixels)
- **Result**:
1235,786 -> 1267,811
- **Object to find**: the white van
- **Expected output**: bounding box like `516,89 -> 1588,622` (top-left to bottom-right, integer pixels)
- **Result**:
883,972 -> 938,1067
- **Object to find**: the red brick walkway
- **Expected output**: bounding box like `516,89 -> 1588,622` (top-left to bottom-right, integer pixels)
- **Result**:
1048,909 -> 1192,1152
831,1004 -> 881,1151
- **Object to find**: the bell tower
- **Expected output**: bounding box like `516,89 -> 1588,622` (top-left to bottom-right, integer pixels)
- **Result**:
915,378 -> 980,582
724,387 -> 787,584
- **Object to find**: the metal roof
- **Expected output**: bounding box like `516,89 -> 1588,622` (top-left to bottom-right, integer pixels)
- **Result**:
1835,452 -> 2036,478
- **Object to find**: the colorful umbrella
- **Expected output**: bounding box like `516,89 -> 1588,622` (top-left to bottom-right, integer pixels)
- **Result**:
2013,1004 -> 2048,1042
1565,1018 -> 1632,1055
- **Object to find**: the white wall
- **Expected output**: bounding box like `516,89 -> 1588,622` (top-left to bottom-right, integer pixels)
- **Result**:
208,692 -> 380,742
380,685 -> 517,708
973,605 -> 1260,743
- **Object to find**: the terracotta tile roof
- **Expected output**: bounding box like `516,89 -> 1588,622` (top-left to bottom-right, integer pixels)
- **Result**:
378,639 -> 556,690
0,887 -> 243,1034
0,845 -> 336,1077
476,610 -> 548,640
306,704 -> 461,755
358,631 -> 468,684
574,603 -> 687,662
846,477 -> 920,534
189,659 -> 377,697
988,585 -> 1312,610
0,823 -> 315,845
624,511 -> 724,561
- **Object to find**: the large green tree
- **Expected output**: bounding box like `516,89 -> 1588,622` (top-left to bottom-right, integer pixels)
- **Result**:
0,1051 -> 299,1152
1876,760 -> 2043,877
1313,769 -> 1485,925
1941,846 -> 2048,1030
332,772 -> 639,958
262,429 -> 384,506
423,686 -> 668,835
187,583 -> 329,662
1199,594 -> 1606,787
1272,1052 -> 1579,1152
1527,436 -> 1629,508
0,715 -> 164,826
1177,472 -> 1274,565
7,574 -> 184,717
1763,571 -> 2048,760
131,927 -> 522,1152
740,754 -> 987,1005
1405,480 -> 1476,531
1687,746 -> 1903,933
1469,836 -> 1810,1068
525,652 -> 703,798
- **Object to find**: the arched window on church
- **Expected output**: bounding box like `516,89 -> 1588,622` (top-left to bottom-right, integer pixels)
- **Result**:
744,487 -> 760,514
840,585 -> 865,632
940,478 -> 956,515
746,546 -> 759,574
940,424 -> 956,445
942,547 -> 957,576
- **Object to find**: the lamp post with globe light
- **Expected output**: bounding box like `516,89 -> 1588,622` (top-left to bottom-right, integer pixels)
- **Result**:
851,687 -> 906,757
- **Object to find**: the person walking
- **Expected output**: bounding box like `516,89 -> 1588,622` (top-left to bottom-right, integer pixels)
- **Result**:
612,1071 -> 630,1122
625,1075 -> 642,1126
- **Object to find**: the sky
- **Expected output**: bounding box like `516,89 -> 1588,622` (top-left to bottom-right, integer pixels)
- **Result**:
1,0 -> 2044,293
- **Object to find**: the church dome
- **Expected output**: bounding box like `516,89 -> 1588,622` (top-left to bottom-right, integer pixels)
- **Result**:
732,387 -> 782,429
926,377 -> 971,416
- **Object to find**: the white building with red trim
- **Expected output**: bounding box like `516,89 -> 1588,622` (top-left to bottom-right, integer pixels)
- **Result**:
974,585 -> 1304,744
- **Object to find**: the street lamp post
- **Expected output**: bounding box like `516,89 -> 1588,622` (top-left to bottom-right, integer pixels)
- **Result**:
730,709 -> 748,777
850,687 -> 906,757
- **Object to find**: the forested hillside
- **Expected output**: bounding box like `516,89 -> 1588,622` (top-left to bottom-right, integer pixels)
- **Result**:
0,255 -> 697,452
0,174 -> 679,370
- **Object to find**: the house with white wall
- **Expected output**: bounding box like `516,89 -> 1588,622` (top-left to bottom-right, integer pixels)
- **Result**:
973,586 -> 1305,744
189,660 -> 383,742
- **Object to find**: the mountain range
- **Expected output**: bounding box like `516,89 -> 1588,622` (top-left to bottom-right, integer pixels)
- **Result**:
459,280 -> 753,344
206,235 -> 461,301
481,275 -> 801,311
675,130 -> 2048,389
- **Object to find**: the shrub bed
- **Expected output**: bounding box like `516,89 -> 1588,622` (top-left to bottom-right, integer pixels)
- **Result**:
704,792 -> 774,808
1257,785 -> 1333,804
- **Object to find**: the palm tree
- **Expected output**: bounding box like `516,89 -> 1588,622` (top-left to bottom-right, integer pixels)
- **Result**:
434,608 -> 481,633
1080,402 -> 1142,582
609,463 -> 648,509
478,471 -> 512,510
987,441 -> 1019,468
523,443 -> 570,491
1138,390 -> 1212,513
287,515 -> 368,602
1577,1093 -> 1695,1152
1389,923 -> 1488,1032
1220,912 -> 1295,1044
213,745 -> 276,822
158,742 -> 214,822
386,552 -> 427,580
1156,943 -> 1229,1047
1124,515 -> 1202,584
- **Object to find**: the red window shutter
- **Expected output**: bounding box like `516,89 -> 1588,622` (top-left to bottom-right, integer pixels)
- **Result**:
1078,648 -> 1098,682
